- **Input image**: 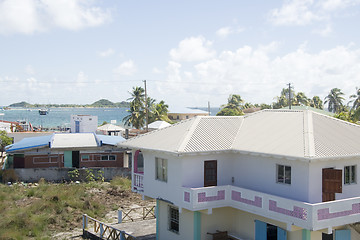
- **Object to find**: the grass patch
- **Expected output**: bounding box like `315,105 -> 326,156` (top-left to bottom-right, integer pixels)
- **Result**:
0,177 -> 134,239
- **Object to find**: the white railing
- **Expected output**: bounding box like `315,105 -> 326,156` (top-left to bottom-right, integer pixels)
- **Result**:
82,214 -> 137,240
133,173 -> 144,192
181,185 -> 360,231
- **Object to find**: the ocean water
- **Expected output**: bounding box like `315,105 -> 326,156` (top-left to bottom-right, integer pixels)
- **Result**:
0,108 -> 129,128
0,107 -> 220,128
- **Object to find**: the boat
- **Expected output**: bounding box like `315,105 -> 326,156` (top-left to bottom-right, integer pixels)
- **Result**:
39,108 -> 49,115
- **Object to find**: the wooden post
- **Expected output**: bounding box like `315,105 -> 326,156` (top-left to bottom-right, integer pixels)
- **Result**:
118,210 -> 122,224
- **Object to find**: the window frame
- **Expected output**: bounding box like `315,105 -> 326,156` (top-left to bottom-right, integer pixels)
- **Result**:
155,157 -> 168,182
168,205 -> 179,234
276,164 -> 291,185
344,165 -> 357,185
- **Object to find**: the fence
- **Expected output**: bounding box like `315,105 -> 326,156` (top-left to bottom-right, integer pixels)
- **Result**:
83,214 -> 137,240
120,206 -> 156,223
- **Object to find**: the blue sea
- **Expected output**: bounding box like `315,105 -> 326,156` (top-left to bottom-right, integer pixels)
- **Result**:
0,107 -> 220,128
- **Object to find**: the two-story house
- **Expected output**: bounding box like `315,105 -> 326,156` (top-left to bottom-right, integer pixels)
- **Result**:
119,109 -> 360,240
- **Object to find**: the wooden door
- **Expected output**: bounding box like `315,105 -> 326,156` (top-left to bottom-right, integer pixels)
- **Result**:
204,160 -> 217,187
13,154 -> 25,168
322,168 -> 342,202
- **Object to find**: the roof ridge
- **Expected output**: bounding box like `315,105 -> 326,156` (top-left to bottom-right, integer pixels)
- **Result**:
311,110 -> 360,128
177,116 -> 203,152
303,110 -> 315,157
230,116 -> 245,150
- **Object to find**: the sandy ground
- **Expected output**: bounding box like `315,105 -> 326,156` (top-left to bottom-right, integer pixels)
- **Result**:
52,187 -> 156,240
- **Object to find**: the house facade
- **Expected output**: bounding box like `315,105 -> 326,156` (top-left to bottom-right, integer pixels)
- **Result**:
6,133 -> 127,169
119,110 -> 360,240
168,107 -> 209,121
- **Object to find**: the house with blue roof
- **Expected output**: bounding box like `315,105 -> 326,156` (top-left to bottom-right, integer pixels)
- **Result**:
5,133 -> 127,169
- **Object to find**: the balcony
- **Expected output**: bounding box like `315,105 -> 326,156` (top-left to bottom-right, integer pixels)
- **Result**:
133,173 -> 144,192
181,185 -> 360,231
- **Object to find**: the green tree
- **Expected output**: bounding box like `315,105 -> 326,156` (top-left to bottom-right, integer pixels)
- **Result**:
324,88 -> 345,113
0,131 -> 13,158
349,87 -> 360,111
149,100 -> 171,123
122,87 -> 146,129
294,92 -> 310,106
273,88 -> 296,109
216,94 -> 244,116
310,96 -> 323,109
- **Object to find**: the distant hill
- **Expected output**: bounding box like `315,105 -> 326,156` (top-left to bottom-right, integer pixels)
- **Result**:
9,101 -> 32,108
90,99 -> 129,108
7,99 -> 129,108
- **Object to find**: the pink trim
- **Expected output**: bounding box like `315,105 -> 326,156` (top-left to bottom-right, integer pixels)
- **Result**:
231,191 -> 262,208
198,190 -> 225,202
269,200 -> 308,220
184,192 -> 190,202
134,150 -> 143,174
318,203 -> 360,220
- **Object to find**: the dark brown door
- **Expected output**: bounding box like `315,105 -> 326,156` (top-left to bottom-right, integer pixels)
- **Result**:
204,160 -> 217,187
13,154 -> 25,168
322,168 -> 342,202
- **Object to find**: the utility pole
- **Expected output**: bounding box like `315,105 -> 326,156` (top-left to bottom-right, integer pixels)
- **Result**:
208,101 -> 211,116
287,83 -> 292,109
143,80 -> 148,132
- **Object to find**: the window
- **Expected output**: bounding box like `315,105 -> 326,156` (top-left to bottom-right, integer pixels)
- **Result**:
156,157 -> 167,182
81,155 -> 90,161
277,164 -> 291,184
101,155 -> 116,161
344,165 -> 356,185
168,206 -> 179,233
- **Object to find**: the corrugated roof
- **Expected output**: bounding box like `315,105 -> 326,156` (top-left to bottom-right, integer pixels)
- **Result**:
97,123 -> 125,131
6,135 -> 52,152
50,133 -> 99,148
169,107 -> 209,114
148,120 -> 171,129
6,133 -> 124,152
97,134 -> 125,146
119,109 -> 360,160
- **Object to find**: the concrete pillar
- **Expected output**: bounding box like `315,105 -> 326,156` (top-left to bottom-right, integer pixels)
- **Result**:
302,229 -> 311,240
194,211 -> 201,240
156,199 -> 160,240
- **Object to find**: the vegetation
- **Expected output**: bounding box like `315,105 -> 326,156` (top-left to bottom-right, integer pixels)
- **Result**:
8,99 -> 130,108
217,94 -> 244,116
0,177 -> 132,239
324,88 -> 345,113
272,88 -> 323,109
123,86 -> 171,129
0,131 -> 12,159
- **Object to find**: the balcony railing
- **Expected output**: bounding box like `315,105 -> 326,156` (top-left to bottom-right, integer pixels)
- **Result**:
182,185 -> 360,231
133,173 -> 144,192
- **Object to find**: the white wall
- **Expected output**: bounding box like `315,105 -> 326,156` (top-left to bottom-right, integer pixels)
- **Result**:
158,200 -> 193,240
70,115 -> 98,133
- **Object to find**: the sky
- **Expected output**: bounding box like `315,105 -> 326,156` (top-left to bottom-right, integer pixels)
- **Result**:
1,0 -> 360,108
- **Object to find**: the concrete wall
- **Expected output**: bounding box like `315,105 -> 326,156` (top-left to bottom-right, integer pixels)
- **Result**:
3,167 -> 130,183
158,200 -> 194,240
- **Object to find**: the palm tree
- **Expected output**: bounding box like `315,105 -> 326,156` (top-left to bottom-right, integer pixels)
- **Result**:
150,100 -> 171,122
310,96 -> 323,109
294,92 -> 310,106
324,88 -> 345,113
349,87 -> 360,110
122,86 -> 146,129
217,94 -> 244,116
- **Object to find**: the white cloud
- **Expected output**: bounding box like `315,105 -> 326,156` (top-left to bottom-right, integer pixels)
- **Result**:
313,24 -> 333,36
113,60 -> 137,76
158,42 -> 360,108
269,0 -> 321,26
269,0 -> 360,26
76,71 -> 87,87
98,48 -> 115,57
25,65 -> 36,75
0,0 -> 111,35
169,36 -> 216,62
152,67 -> 163,74
216,26 -> 244,38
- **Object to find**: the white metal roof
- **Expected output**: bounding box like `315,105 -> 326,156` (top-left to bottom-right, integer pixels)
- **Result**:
50,133 -> 99,148
169,107 -> 209,114
118,109 -> 360,160
148,120 -> 171,129
97,123 -> 125,131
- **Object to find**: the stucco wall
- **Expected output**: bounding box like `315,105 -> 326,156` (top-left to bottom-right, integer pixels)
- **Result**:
158,200 -> 194,240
